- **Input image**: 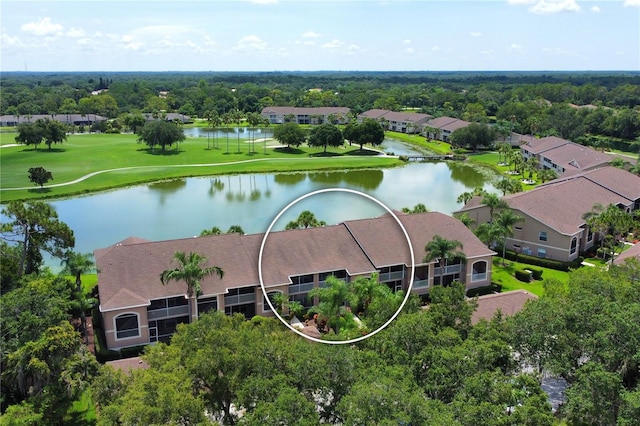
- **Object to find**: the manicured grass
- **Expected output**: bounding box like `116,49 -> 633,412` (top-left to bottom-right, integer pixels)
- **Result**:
385,131 -> 453,154
65,390 -> 96,426
491,257 -> 570,297
0,132 -> 402,201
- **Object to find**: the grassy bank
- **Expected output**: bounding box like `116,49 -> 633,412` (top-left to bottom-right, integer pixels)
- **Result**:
0,132 -> 402,202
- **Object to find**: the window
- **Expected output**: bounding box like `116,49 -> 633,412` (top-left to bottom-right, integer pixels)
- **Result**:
587,228 -> 593,242
537,248 -> 547,258
197,296 -> 218,317
539,231 -> 547,242
514,226 -> 522,231
115,313 -> 139,339
570,237 -> 577,255
472,261 -> 488,282
263,291 -> 281,312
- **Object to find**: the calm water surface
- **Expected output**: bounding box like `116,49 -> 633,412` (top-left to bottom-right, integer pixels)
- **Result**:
46,160 -> 496,261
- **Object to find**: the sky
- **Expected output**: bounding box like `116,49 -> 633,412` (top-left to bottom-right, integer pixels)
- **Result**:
1,0 -> 639,72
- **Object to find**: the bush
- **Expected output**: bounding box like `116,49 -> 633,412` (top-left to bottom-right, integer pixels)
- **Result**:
93,327 -> 120,363
530,268 -> 544,280
515,269 -> 532,282
398,155 -> 409,162
120,345 -> 146,359
505,250 -> 583,272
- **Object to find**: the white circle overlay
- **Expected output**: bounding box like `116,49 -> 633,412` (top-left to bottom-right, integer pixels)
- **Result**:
258,188 -> 415,344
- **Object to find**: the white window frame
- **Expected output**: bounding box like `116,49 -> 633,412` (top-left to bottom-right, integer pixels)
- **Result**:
114,312 -> 140,340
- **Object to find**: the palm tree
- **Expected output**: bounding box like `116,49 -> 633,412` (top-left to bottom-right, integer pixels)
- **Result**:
160,251 -> 224,321
262,117 -> 270,154
60,251 -> 96,343
231,109 -> 244,153
423,235 -> 466,287
221,112 -> 232,153
493,209 -> 523,265
481,193 -> 508,222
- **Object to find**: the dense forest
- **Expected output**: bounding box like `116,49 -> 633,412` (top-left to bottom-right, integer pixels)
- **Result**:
2,71 -> 640,147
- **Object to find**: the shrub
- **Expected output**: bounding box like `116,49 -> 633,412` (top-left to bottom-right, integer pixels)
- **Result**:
399,155 -> 409,162
515,269 -> 532,282
120,345 -> 146,359
93,327 -> 120,363
530,268 -> 544,280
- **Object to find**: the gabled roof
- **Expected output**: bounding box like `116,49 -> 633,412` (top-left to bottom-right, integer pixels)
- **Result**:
614,243 -> 640,265
502,177 -> 631,235
345,211 -> 495,267
471,290 -> 537,324
358,109 -> 432,125
424,116 -> 471,132
543,166 -> 640,202
96,212 -> 494,312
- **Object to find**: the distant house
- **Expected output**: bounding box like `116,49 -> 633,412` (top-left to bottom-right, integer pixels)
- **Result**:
614,243 -> 640,266
357,109 -> 432,134
456,166 -> 640,262
260,107 -> 351,125
142,113 -> 191,123
519,135 -> 617,176
0,114 -> 107,127
423,116 -> 471,142
471,290 -> 538,325
95,211 -> 495,350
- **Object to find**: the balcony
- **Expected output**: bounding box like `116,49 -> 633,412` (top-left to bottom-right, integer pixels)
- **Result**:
413,279 -> 429,289
224,293 -> 256,306
378,270 -> 404,282
147,305 -> 189,320
289,282 -> 315,294
433,264 -> 462,276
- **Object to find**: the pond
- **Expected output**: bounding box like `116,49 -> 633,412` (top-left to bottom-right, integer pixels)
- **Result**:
38,158 -> 497,269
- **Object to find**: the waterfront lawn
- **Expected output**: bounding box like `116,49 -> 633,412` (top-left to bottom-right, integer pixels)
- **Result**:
491,257 -> 570,297
0,132 -> 401,201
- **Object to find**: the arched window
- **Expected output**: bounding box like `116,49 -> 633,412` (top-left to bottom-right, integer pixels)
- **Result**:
115,313 -> 140,339
570,237 -> 578,255
471,261 -> 488,282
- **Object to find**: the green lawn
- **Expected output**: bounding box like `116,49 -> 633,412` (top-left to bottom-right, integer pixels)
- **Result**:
0,132 -> 401,201
385,131 -> 453,155
491,257 -> 571,297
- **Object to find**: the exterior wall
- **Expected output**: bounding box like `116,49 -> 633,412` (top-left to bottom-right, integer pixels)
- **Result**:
464,256 -> 494,290
260,285 -> 289,316
507,213 -> 580,262
103,306 -> 150,351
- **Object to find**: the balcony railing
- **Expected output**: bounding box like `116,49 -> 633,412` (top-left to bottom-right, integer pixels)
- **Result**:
147,305 -> 189,320
224,293 -> 256,306
289,282 -> 315,294
378,270 -> 404,282
433,264 -> 462,276
413,279 -> 429,289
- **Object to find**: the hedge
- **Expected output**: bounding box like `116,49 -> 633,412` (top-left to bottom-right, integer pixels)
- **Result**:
466,283 -> 502,297
504,250 -> 583,272
515,269 -> 532,282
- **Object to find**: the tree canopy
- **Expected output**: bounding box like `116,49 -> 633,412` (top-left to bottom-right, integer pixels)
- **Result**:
307,123 -> 344,153
272,121 -> 306,148
136,119 -> 186,152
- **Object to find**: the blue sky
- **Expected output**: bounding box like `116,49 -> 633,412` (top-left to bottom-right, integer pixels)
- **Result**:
1,0 -> 638,72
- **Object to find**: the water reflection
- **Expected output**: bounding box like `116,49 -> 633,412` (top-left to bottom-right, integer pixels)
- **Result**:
33,160 -> 498,270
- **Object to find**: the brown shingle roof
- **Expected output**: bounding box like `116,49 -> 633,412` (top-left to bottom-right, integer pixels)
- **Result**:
96,212 -> 494,311
471,290 -> 537,324
614,243 -> 640,265
503,177 -> 630,235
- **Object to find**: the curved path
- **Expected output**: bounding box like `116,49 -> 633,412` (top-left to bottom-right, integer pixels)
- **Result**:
2,154 -> 390,191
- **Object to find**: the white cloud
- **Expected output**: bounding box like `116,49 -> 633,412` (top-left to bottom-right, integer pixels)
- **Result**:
624,0 -> 640,6
21,17 -> 64,36
302,31 -> 322,38
346,44 -> 360,53
322,39 -> 344,49
510,43 -> 524,51
507,0 -> 581,14
403,39 -> 411,44
590,6 -> 600,12
234,35 -> 267,51
470,32 -> 483,37
1,33 -> 22,47
405,47 -> 414,54
431,45 -> 440,51
66,27 -> 86,38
